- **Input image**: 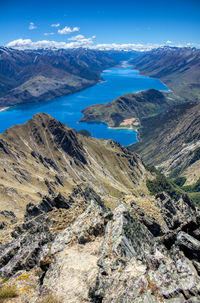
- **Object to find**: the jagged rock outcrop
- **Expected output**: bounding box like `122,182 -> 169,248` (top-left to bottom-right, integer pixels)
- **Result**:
89,193 -> 200,302
0,214 -> 53,277
25,192 -> 73,219
1,186 -> 200,302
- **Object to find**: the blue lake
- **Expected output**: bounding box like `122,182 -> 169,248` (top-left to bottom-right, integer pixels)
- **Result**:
0,66 -> 168,146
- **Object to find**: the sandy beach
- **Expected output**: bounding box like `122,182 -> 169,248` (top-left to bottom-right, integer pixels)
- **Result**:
0,107 -> 9,112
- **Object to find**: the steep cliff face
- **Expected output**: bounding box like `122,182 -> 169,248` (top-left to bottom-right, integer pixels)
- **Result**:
0,113 -> 149,219
130,46 -> 200,102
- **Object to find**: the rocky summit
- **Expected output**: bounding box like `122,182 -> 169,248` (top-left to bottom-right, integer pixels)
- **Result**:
1,184 -> 200,302
0,114 -> 200,302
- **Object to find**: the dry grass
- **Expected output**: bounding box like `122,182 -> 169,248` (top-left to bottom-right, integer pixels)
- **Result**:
139,275 -> 164,302
104,198 -> 120,211
125,195 -> 163,225
49,201 -> 87,233
38,294 -> 62,303
0,285 -> 18,300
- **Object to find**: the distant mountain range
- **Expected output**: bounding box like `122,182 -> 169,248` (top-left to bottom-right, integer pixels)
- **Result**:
80,47 -> 200,127
130,46 -> 200,101
1,47 -> 200,302
0,47 -> 138,107
80,46 -> 200,204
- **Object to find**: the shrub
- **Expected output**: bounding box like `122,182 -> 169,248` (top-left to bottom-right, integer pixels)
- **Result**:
183,178 -> 200,193
146,174 -> 183,201
0,285 -> 18,300
173,176 -> 187,187
38,294 -> 62,303
188,192 -> 200,207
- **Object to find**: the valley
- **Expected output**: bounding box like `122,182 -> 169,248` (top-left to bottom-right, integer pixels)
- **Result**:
0,64 -> 167,146
0,45 -> 200,303
0,114 -> 200,303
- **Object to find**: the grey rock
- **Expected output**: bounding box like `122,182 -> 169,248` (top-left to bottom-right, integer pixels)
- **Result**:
51,188 -> 109,255
89,196 -> 200,303
177,231 -> 200,260
0,221 -> 8,229
25,192 -> 73,219
0,210 -> 16,219
0,213 -> 53,277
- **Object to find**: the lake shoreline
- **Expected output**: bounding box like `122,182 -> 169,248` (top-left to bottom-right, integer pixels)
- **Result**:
0,107 -> 9,112
0,66 -> 168,146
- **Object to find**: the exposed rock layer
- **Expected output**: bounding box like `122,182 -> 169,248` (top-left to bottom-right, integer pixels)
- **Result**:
1,186 -> 200,302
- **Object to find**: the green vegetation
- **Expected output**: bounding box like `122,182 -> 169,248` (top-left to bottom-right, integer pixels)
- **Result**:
173,176 -> 187,187
188,192 -> 200,207
146,164 -> 200,207
0,285 -> 18,300
146,174 -> 184,201
80,89 -> 170,128
183,178 -> 200,193
145,165 -> 184,201
0,278 -> 9,285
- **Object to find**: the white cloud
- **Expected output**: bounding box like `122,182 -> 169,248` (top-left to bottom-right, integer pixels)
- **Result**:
51,23 -> 60,28
6,36 -> 95,50
58,26 -> 80,35
44,32 -> 55,36
6,38 -> 200,51
29,22 -> 37,30
93,43 -> 161,51
68,34 -> 85,41
166,40 -> 172,44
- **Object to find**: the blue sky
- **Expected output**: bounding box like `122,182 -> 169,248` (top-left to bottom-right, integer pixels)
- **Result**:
1,0 -> 200,50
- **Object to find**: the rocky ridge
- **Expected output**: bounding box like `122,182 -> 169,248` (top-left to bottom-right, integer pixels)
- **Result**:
0,184 -> 200,302
0,113 -> 149,220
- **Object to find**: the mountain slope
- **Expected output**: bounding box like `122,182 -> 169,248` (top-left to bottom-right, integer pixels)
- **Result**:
130,46 -> 200,101
0,113 -> 149,218
130,101 -> 200,182
0,48 -> 118,107
80,89 -> 171,127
